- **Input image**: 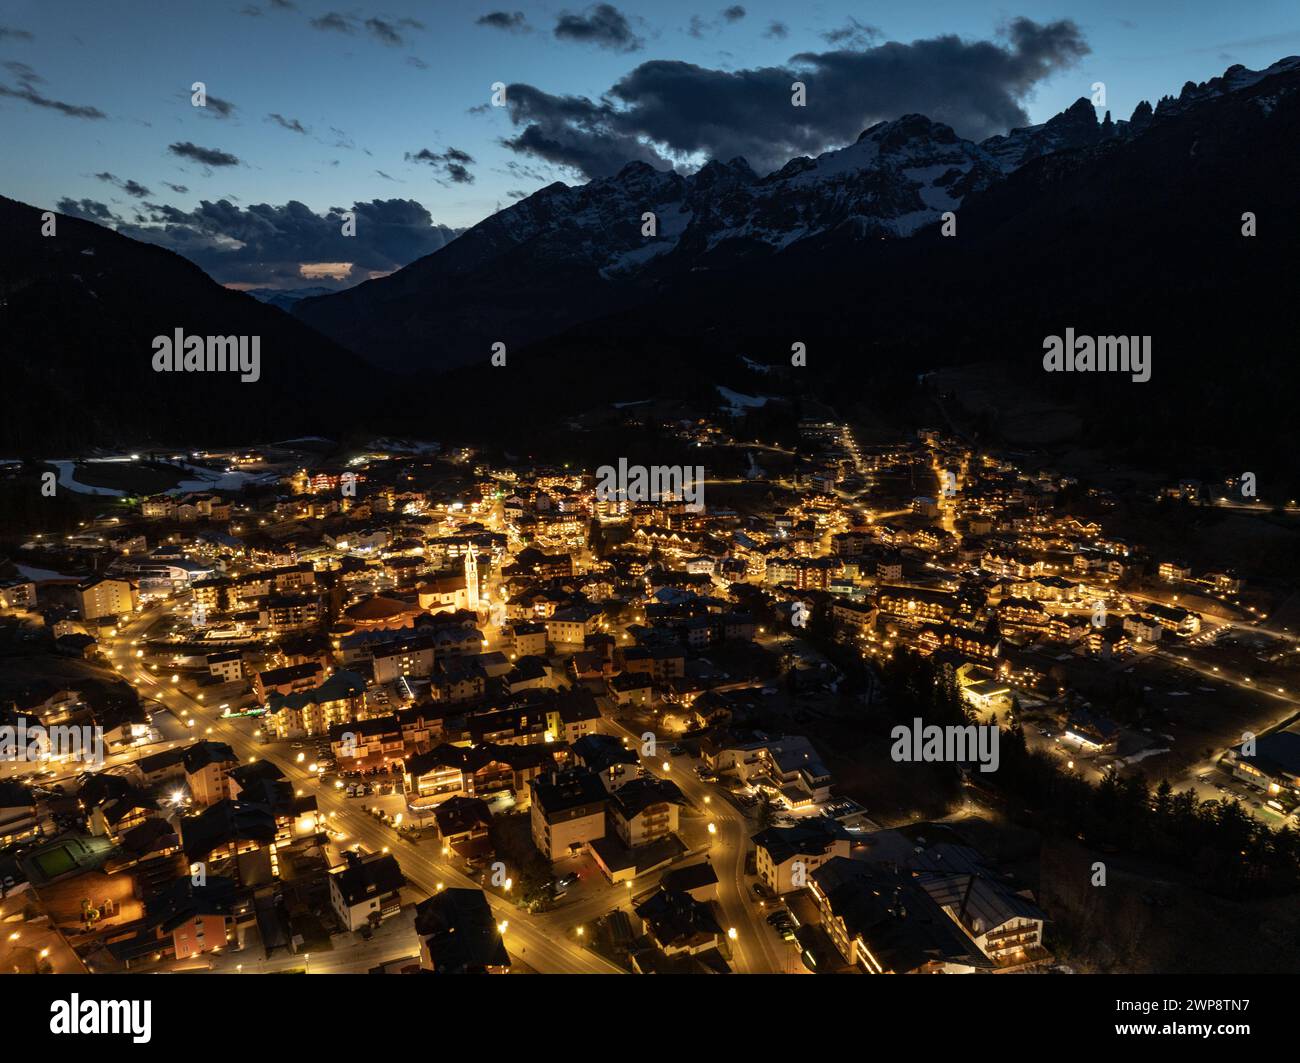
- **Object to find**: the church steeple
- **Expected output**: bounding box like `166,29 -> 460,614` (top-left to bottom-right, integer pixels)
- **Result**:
464,544 -> 480,613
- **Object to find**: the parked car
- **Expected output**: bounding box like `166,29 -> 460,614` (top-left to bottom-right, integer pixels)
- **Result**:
557,872 -> 579,889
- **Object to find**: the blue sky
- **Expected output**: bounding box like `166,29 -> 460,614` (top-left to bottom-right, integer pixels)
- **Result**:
2,0 -> 1296,286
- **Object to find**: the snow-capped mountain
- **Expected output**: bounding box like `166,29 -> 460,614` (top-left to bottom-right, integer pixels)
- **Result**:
293,56 -> 1300,372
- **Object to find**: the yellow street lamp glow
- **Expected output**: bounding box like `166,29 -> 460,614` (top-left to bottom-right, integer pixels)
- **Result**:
727,928 -> 737,940
707,822 -> 717,834
497,920 -> 509,934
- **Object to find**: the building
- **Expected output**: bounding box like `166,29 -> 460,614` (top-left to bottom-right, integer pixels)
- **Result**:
609,777 -> 683,848
753,819 -> 853,895
572,733 -> 640,791
328,850 -> 406,932
545,603 -> 603,647
0,577 -> 37,610
855,831 -> 1051,971
413,889 -> 510,973
1063,709 -> 1121,753
433,795 -> 493,848
530,769 -> 608,861
144,875 -> 238,961
182,741 -> 239,807
810,857 -> 992,974
702,733 -> 833,805
509,621 -> 548,658
253,661 -> 323,705
634,887 -> 723,956
660,861 -> 719,902
206,650 -> 244,683
1223,729 -> 1300,802
77,577 -> 137,621
263,670 -> 368,739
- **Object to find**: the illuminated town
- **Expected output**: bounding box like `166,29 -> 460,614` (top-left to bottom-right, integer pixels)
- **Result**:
3,420 -> 1297,976
2,2 -> 1298,1009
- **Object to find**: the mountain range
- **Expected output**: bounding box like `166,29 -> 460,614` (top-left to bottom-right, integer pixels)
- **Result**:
0,198 -> 380,455
2,56 -> 1299,492
293,56 -> 1300,376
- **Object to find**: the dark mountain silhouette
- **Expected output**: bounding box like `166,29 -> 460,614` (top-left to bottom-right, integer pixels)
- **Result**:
293,58 -> 1300,380
392,56 -> 1300,492
0,196 -> 384,454
3,57 -> 1299,494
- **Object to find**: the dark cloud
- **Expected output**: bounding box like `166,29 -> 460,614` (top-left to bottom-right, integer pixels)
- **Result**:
95,172 -> 153,198
198,93 -> 237,118
554,4 -> 642,52
3,60 -> 40,85
506,189 -> 527,199
405,146 -> 476,184
164,182 -> 190,194
374,169 -> 400,181
310,12 -> 353,34
365,17 -> 406,45
477,11 -> 530,33
820,17 -> 880,47
689,6 -> 747,38
763,21 -> 788,40
499,17 -> 1090,178
269,0 -> 296,8
406,56 -> 429,69
0,70 -> 106,119
56,198 -> 119,223
116,197 -> 462,288
169,141 -> 242,167
268,112 -> 308,133
0,26 -> 34,41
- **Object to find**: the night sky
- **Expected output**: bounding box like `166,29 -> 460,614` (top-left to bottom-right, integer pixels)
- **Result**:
2,0 -> 1296,288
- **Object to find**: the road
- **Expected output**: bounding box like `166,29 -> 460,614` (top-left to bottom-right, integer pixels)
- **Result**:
596,715 -> 786,974
105,602 -> 622,975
